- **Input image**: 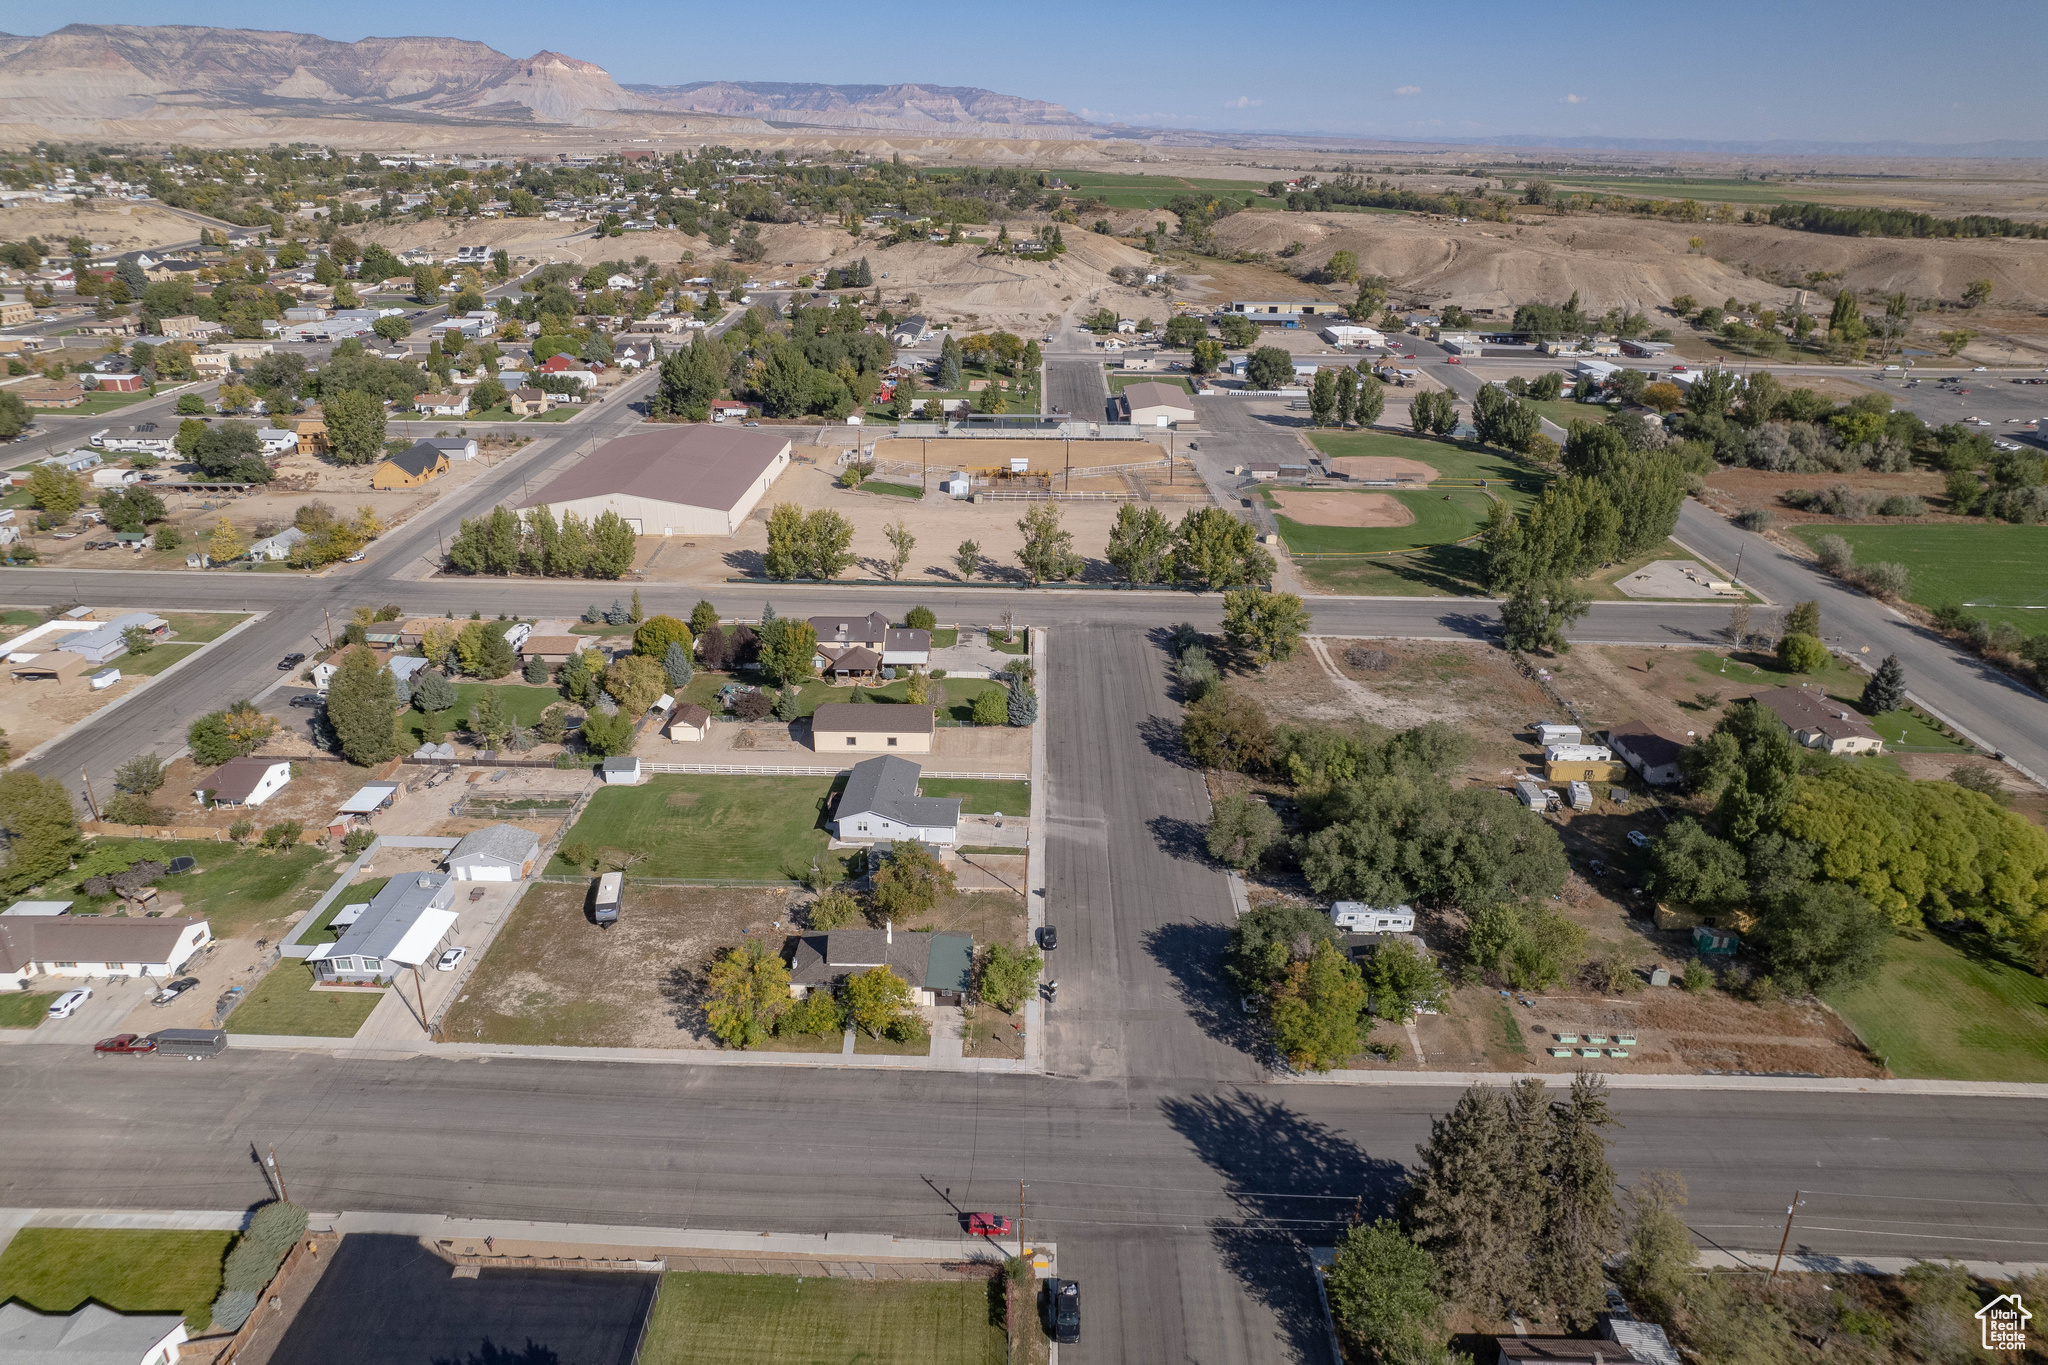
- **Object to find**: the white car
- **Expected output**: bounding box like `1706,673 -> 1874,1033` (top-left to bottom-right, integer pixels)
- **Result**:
1626,830 -> 1652,849
1973,366 -> 1988,372
435,946 -> 467,972
47,988 -> 92,1018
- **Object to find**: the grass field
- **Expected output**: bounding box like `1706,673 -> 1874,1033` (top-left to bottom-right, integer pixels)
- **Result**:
1106,372 -> 1193,394
161,611 -> 248,643
1827,929 -> 2048,1081
916,779 -> 1030,815
1305,429 -> 1546,506
1543,174 -> 1805,205
1789,524 -> 2048,634
0,1227 -> 235,1334
401,682 -> 562,745
548,775 -> 838,880
1684,647 -> 1977,758
0,992 -> 55,1027
862,480 -> 924,499
227,960 -> 382,1037
67,391 -> 153,414
75,840 -> 336,936
1043,169 -> 1287,213
637,1272 -> 1007,1365
1531,398 -> 1619,430
1267,486 -> 1495,555
1293,543 -> 1490,596
117,641 -> 200,676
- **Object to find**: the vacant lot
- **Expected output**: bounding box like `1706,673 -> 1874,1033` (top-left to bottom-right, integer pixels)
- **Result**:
1790,522 -> 2048,633
550,775 -> 839,881
0,1227 -> 233,1333
227,961 -> 383,1037
638,1272 -> 1006,1365
1827,929 -> 2048,1082
1267,485 -> 1493,556
440,882 -> 794,1048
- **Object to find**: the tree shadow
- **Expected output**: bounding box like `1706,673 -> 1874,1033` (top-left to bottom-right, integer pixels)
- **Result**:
722,548 -> 765,576
1146,813 -> 1210,864
1136,711 -> 1196,768
659,961 -> 710,1037
1140,921 -> 1258,1054
432,1341 -> 561,1365
1160,1088 -> 1409,1364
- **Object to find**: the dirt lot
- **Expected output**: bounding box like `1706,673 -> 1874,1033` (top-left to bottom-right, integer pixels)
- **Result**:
868,436 -> 1168,476
0,610 -> 247,757
1323,455 -> 1439,482
1697,465 -> 1955,525
1269,490 -> 1415,528
633,458 -> 1159,585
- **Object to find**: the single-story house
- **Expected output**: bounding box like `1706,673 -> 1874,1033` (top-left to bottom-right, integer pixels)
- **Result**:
90,467 -> 144,488
372,441 -> 450,491
446,823 -> 541,881
0,915 -> 211,991
256,427 -> 298,455
809,612 -> 889,652
307,873 -> 459,984
786,921 -> 974,1006
812,703 -> 935,755
1607,721 -> 1687,787
881,628 -> 931,669
247,526 -> 308,562
708,399 -> 750,422
518,634 -> 587,664
1746,686 -> 1885,756
18,382 -> 84,409
890,315 -> 931,346
8,651 -> 90,684
666,702 -> 713,742
1493,1338 -> 1644,1365
0,1300 -> 188,1365
388,655 -> 433,684
423,436 -> 478,462
508,386 -> 551,417
1117,381 -> 1196,428
51,612 -> 166,665
41,451 -> 100,474
830,753 -> 959,844
519,426 -> 794,537
198,756 -> 292,808
412,391 -> 468,418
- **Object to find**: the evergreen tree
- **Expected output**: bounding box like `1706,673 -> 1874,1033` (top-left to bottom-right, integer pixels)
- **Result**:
936,334 -> 963,390
1861,653 -> 1905,713
410,669 -> 456,714
663,640 -> 694,687
1500,1078 -> 1556,1320
1335,366 -> 1358,426
324,645 -> 401,766
1538,1074 -> 1621,1330
1007,680 -> 1038,726
1403,1084 -> 1520,1316
689,600 -> 721,638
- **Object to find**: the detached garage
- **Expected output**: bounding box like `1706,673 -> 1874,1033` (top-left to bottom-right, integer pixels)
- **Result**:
520,426 -> 793,537
446,824 -> 541,881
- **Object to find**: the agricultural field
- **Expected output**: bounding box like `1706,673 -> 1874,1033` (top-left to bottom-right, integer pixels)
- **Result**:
1789,523 -> 2048,634
1051,170 -> 1286,212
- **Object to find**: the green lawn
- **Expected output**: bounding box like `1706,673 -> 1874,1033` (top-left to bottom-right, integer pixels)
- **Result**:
300,878 -> 390,944
927,627 -> 960,649
1827,929 -> 2048,1081
0,1227 -> 235,1334
161,611 -> 248,644
1547,173 -> 1807,206
0,992 -> 56,1027
227,960 -> 382,1037
637,1272 -> 1006,1365
67,391 -> 153,414
1107,372 -> 1193,394
1,609 -> 44,626
74,840 -> 336,937
1268,486 -> 1495,555
116,642 -> 200,677
862,480 -> 924,499
549,775 -> 840,880
401,683 -> 562,745
1790,523 -> 2048,635
1531,399 -> 1619,430
1683,648 -> 1978,757
1295,546 -> 1493,596
917,779 -> 1030,815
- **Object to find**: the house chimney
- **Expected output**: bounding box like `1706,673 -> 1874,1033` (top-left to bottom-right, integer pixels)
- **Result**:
886,918 -> 893,945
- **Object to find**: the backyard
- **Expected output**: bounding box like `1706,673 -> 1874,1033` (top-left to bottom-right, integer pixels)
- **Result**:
1827,928 -> 2048,1082
226,960 -> 383,1037
1790,523 -> 2048,633
0,1227 -> 234,1333
676,671 -> 1008,728
636,1272 -> 1007,1365
401,683 -> 563,745
71,840 -> 336,936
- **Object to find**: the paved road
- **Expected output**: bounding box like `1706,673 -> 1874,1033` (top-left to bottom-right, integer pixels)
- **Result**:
1,1047 -> 2044,1364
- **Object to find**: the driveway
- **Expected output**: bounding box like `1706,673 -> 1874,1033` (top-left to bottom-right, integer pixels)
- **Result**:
352,878 -> 526,1044
11,977 -> 157,1048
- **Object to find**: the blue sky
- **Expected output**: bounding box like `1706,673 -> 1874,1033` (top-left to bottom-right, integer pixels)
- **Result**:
25,0 -> 2046,144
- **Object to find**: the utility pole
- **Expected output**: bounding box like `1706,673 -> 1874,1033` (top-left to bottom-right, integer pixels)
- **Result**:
321,607 -> 334,650
1018,1181 -> 1027,1262
1769,1190 -> 1806,1281
1731,544 -> 1743,587
80,768 -> 101,822
266,1145 -> 290,1203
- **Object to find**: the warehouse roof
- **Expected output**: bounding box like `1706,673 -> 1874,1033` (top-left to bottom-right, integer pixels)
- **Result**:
520,426 -> 791,514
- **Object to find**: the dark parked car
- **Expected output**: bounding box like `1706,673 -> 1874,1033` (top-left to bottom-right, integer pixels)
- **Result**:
151,977 -> 200,1006
289,694 -> 322,709
1038,925 -> 1057,951
279,652 -> 306,670
1044,1279 -> 1080,1343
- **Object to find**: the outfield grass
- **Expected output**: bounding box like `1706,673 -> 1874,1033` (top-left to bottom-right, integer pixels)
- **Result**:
916,779 -> 1030,815
1267,486 -> 1495,555
75,840 -> 335,937
1107,372 -> 1193,394
401,682 -> 562,745
0,1227 -> 235,1334
1789,523 -> 2048,635
1827,929 -> 2048,1082
549,775 -> 839,880
1305,429 -> 1545,506
0,992 -> 56,1027
227,960 -> 382,1037
637,1272 -> 1006,1365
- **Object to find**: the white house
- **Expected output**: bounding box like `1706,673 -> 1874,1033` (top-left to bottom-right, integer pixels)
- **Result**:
0,916 -> 211,990
1608,721 -> 1686,786
256,427 -> 298,455
445,823 -> 540,882
307,873 -> 458,984
0,1301 -> 188,1365
248,526 -> 309,562
198,756 -> 292,808
422,436 -> 478,462
1331,903 -> 1416,933
90,467 -> 143,488
831,754 -> 959,845
55,612 -> 166,665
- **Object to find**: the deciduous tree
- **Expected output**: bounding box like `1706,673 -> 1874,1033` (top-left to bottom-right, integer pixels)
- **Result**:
1104,504 -> 1173,584
1268,938 -> 1367,1071
1222,588 -> 1308,665
1206,792 -> 1281,870
1324,1221 -> 1455,1365
1016,502 -> 1081,584
704,939 -> 790,1049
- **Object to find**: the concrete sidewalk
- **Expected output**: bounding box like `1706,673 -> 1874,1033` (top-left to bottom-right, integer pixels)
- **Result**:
209,1033 -> 1040,1070
1285,1068 -> 2048,1100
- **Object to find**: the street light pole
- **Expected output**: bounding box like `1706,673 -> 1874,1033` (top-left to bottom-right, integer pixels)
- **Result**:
1018,1181 -> 1027,1262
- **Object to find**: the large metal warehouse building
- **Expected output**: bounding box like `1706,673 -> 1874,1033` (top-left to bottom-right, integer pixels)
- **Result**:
520,426 -> 793,536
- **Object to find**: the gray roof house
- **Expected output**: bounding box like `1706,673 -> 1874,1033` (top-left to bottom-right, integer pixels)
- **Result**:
55,612 -> 167,665
445,823 -> 541,881
786,922 -> 975,1005
247,526 -> 308,562
0,1300 -> 188,1365
832,755 -> 960,845
307,872 -> 459,983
